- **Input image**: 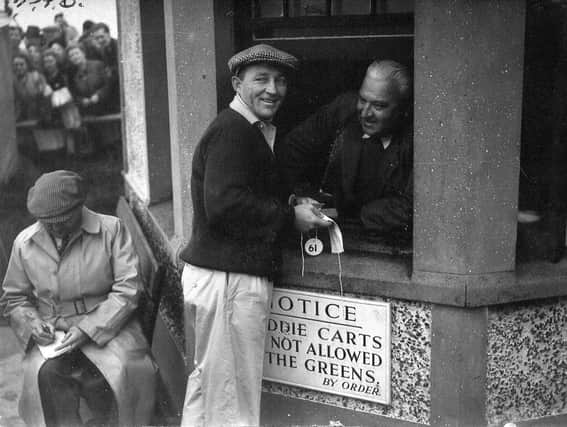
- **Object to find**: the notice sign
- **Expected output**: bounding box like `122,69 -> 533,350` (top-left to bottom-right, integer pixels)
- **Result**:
264,289 -> 391,405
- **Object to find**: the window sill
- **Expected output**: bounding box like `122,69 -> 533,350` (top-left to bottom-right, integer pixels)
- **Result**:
280,249 -> 567,308
133,193 -> 567,308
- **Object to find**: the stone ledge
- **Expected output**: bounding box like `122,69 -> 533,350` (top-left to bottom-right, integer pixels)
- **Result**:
125,193 -> 567,308
282,250 -> 567,307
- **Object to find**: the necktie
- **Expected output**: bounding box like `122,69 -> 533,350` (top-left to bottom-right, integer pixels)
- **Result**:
57,236 -> 69,255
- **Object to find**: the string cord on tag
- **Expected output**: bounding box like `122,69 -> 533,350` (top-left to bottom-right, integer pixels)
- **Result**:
299,231 -> 343,296
337,253 -> 343,296
300,232 -> 305,277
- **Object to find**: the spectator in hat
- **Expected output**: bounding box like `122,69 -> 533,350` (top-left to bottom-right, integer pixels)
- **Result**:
81,19 -> 95,38
1,170 -> 157,427
54,12 -> 79,45
42,25 -> 65,50
66,44 -> 111,115
78,19 -> 101,61
178,44 -> 331,427
24,25 -> 43,49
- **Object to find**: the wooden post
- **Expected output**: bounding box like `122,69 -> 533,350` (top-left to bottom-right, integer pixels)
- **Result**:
0,15 -> 18,184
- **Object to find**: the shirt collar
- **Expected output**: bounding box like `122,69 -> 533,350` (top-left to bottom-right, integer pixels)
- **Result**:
80,207 -> 101,234
229,94 -> 277,152
362,133 -> 392,149
230,94 -> 262,125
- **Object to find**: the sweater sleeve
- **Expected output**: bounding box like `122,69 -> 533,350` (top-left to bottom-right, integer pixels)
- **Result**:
278,92 -> 358,195
203,126 -> 295,242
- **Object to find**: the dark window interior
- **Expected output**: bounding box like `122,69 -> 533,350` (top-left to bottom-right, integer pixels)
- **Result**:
233,0 -> 414,136
233,0 -> 414,256
517,0 -> 567,263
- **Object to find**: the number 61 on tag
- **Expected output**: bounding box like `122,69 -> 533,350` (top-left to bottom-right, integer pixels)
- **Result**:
304,237 -> 323,256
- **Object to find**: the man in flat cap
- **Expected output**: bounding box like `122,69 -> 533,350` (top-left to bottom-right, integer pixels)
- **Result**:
279,59 -> 413,240
1,170 -> 157,427
179,44 -> 331,427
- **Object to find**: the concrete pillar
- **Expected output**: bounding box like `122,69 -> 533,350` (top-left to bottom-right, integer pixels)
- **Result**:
117,0 -> 150,203
0,16 -> 18,184
413,2 -> 526,425
140,0 -> 172,204
431,305 -> 488,426
164,0 -> 218,241
413,0 -> 526,278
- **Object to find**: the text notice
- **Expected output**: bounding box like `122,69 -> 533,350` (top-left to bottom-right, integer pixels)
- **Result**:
263,289 -> 391,404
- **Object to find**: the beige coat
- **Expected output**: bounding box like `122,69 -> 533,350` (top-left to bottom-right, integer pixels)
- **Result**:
1,208 -> 157,427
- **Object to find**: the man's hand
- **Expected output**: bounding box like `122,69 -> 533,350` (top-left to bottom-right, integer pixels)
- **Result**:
295,196 -> 324,209
54,317 -> 71,332
30,319 -> 55,346
53,326 -> 90,354
293,203 -> 333,233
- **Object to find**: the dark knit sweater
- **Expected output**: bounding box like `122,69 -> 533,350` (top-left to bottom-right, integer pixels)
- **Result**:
179,108 -> 295,278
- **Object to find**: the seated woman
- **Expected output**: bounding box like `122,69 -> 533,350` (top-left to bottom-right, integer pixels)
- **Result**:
66,44 -> 111,116
12,53 -> 49,122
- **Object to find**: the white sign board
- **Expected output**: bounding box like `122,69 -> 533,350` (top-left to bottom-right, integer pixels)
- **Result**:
264,289 -> 391,404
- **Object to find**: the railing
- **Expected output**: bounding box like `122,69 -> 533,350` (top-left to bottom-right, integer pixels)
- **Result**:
16,113 -> 122,155
15,113 -> 122,129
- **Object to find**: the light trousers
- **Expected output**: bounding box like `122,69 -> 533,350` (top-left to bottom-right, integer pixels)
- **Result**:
181,263 -> 273,427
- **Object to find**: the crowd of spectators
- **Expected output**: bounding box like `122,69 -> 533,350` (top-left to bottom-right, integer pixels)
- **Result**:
9,14 -> 120,126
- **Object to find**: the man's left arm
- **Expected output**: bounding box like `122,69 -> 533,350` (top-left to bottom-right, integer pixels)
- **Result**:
360,173 -> 413,233
92,61 -> 112,107
78,219 -> 141,346
360,135 -> 414,234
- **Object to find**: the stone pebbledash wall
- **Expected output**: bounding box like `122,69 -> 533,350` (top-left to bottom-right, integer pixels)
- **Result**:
486,297 -> 567,426
264,294 -> 432,425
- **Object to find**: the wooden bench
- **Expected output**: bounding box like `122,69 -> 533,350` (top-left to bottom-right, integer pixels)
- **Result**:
115,196 -> 163,343
115,197 -> 181,424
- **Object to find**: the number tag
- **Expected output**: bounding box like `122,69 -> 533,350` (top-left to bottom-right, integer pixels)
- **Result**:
304,237 -> 323,256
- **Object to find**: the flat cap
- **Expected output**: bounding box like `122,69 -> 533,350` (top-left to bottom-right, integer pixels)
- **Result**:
228,44 -> 299,75
27,170 -> 86,223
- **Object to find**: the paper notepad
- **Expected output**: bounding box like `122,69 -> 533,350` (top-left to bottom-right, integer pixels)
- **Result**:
37,331 -> 67,359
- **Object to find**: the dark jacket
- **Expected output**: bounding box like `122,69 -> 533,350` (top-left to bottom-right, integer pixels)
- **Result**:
98,38 -> 120,112
68,59 -> 111,115
179,108 -> 295,278
43,70 -> 69,127
278,91 -> 413,234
